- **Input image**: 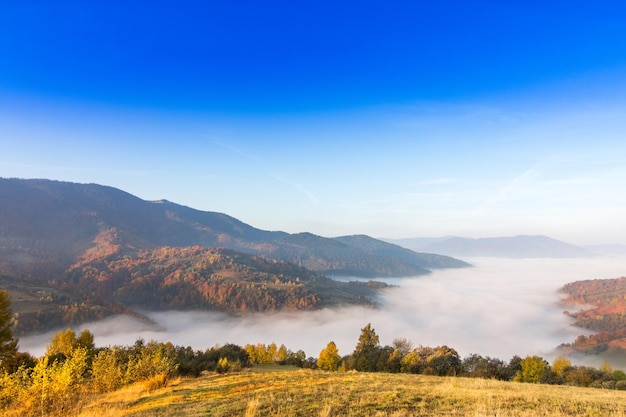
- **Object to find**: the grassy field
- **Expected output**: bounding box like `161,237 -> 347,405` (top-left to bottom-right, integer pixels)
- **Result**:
76,365 -> 626,417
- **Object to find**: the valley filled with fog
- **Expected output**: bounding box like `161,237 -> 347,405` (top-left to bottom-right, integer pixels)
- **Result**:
20,256 -> 626,363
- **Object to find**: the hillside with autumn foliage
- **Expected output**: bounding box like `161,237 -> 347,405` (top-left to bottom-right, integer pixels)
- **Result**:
3,236 -> 386,335
66,238 -> 385,313
559,277 -> 626,354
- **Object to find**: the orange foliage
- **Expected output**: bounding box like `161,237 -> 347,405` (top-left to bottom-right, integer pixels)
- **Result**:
65,245 -> 323,314
560,277 -> 626,352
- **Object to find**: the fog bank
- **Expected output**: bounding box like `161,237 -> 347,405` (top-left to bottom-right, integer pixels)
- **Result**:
20,256 -> 626,362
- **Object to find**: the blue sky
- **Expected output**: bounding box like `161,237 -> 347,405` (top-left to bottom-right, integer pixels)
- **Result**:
2,1 -> 626,244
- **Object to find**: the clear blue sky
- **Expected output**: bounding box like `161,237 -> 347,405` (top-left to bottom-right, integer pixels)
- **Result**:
2,1 -> 626,244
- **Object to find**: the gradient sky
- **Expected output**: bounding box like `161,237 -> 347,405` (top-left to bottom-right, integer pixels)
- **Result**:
2,2 -> 626,244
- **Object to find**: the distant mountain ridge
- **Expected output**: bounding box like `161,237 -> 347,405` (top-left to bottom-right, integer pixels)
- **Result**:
334,235 -> 468,270
385,235 -> 591,258
583,244 -> 626,256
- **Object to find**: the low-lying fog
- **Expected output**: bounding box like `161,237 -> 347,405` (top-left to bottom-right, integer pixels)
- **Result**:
20,256 -> 626,363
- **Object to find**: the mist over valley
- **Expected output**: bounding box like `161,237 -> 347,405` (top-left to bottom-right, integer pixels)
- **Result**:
19,256 -> 626,366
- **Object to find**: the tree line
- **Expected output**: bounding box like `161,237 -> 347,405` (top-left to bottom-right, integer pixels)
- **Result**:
2,290 -> 626,416
317,323 -> 626,390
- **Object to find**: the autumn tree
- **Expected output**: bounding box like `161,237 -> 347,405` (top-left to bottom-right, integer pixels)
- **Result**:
91,347 -> 126,392
552,356 -> 572,378
348,323 -> 383,372
398,345 -> 460,376
268,342 -> 279,363
245,343 -> 272,364
382,338 -> 411,373
600,360 -> 613,374
126,340 -> 178,385
392,338 -> 413,356
317,341 -> 342,371
356,323 -> 379,349
46,348 -> 91,413
277,344 -> 289,364
46,328 -> 96,362
425,345 -> 461,376
0,290 -> 18,372
46,328 -> 79,358
563,366 -> 595,387
514,355 -> 550,383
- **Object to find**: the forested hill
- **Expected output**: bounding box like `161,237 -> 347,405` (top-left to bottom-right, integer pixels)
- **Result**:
3,236 -> 387,335
0,178 -> 467,277
559,277 -> 626,355
66,245 -> 385,313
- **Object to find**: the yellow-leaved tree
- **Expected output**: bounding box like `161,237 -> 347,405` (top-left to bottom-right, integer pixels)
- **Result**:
317,341 -> 342,371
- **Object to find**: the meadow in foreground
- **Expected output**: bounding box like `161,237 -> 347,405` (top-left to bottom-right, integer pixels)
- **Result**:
77,365 -> 626,417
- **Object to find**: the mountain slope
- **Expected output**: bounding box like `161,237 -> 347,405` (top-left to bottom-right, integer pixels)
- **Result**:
0,178 -> 464,277
0,178 -> 284,259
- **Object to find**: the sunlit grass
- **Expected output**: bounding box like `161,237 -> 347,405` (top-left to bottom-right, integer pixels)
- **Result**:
78,367 -> 626,417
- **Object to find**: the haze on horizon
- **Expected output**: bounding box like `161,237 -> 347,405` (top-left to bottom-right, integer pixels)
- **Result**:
2,2 -> 626,245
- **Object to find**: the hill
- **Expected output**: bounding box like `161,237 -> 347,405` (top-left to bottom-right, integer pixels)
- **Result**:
78,367 -> 626,417
387,235 -> 590,258
2,232 -> 387,335
65,243 -> 385,314
559,277 -> 626,356
0,273 -> 150,336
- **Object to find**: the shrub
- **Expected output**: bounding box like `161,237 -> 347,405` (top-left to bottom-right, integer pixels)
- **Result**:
143,373 -> 168,391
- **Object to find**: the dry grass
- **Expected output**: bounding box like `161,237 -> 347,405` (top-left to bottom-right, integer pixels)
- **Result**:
78,367 -> 626,417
